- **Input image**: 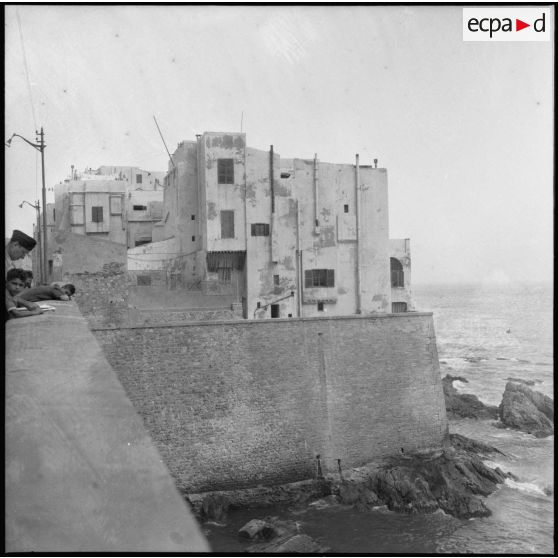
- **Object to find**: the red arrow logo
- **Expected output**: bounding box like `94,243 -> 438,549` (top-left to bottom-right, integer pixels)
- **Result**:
516,19 -> 530,31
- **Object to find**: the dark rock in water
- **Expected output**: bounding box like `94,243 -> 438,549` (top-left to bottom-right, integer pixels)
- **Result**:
337,480 -> 383,510
499,381 -> 554,438
242,517 -> 329,553
449,433 -> 506,456
506,377 -> 536,386
323,436 -> 510,519
200,493 -> 230,522
248,534 -> 328,554
238,518 -> 277,540
442,374 -> 499,419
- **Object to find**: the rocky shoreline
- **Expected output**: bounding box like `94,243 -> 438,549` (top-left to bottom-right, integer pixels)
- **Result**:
186,376 -> 552,552
443,374 -> 554,437
186,432 -> 515,552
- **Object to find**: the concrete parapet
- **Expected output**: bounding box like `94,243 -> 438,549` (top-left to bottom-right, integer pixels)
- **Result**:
5,301 -> 209,552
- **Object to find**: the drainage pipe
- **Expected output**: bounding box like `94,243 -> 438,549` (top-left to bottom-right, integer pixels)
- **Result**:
355,154 -> 362,314
313,153 -> 319,233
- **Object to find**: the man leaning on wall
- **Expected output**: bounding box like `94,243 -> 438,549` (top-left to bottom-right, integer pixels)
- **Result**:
5,229 -> 36,277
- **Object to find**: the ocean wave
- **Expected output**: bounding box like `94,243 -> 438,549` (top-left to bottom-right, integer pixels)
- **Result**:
504,478 -> 550,497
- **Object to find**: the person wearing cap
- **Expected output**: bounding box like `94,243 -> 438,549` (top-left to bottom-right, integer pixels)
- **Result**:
5,229 -> 37,276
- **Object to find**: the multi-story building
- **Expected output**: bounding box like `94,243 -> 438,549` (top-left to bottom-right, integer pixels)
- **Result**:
128,132 -> 415,318
53,165 -> 165,249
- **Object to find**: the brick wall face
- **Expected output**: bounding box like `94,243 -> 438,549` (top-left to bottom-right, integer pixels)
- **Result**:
93,313 -> 447,493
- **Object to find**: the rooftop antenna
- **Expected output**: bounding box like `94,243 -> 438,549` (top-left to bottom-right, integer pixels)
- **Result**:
153,115 -> 176,168
240,110 -> 244,134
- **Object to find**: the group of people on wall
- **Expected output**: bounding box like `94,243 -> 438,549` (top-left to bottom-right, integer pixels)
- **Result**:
5,229 -> 75,321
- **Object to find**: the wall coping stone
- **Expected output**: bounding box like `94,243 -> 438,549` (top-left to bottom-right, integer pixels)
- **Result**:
91,311 -> 434,331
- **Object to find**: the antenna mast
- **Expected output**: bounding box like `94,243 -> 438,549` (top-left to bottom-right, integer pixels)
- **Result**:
153,115 -> 176,168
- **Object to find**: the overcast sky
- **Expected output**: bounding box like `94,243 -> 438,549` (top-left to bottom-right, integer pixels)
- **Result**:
4,5 -> 553,284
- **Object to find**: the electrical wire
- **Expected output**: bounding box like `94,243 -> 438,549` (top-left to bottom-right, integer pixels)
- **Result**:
16,9 -> 37,130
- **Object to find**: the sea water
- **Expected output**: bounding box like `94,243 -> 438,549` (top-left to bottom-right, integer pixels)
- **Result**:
204,282 -> 554,554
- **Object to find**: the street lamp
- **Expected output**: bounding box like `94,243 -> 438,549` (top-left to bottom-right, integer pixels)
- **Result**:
19,200 -> 43,284
6,128 -> 48,283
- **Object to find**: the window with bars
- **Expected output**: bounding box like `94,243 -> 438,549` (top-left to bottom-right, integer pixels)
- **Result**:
91,206 -> 104,223
304,269 -> 335,288
221,210 -> 235,238
218,159 -> 234,184
251,223 -> 270,236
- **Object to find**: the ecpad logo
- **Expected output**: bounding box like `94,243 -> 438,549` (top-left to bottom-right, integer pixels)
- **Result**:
463,8 -> 551,41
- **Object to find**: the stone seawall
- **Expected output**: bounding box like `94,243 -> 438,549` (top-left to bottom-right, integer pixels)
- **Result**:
93,313 -> 448,494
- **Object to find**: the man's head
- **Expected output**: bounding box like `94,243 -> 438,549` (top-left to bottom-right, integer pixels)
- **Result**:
62,284 -> 76,298
6,268 -> 27,296
6,230 -> 37,261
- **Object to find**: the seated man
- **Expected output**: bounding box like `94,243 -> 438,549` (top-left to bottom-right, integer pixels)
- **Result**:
19,283 -> 76,302
5,268 -> 44,320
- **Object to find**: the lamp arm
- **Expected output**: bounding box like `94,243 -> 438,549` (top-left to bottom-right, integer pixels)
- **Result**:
9,133 -> 42,151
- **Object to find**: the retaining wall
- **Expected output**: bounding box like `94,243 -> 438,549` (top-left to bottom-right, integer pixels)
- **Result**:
93,312 -> 448,493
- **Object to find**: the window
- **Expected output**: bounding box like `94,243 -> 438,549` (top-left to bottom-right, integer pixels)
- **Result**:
110,196 -> 122,215
133,205 -> 147,211
251,223 -> 270,236
137,275 -> 152,286
91,206 -> 103,222
392,302 -> 407,313
281,172 -> 291,178
390,258 -> 404,287
317,302 -> 324,312
221,210 -> 235,238
305,269 -> 335,288
344,204 -> 349,213
273,275 -> 280,286
191,214 -> 196,220
271,304 -> 280,318
218,159 -> 234,184
192,236 -> 196,242
136,174 -> 143,184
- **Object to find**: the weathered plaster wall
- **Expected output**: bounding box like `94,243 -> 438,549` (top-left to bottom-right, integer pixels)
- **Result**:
50,230 -> 127,279
155,133 -> 406,319
94,313 -> 448,493
390,238 -> 415,311
202,132 -> 247,252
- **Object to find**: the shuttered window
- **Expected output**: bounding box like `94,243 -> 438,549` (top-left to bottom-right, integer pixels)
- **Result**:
251,223 -> 270,236
304,269 -> 335,288
91,206 -> 104,223
221,210 -> 235,238
218,159 -> 234,184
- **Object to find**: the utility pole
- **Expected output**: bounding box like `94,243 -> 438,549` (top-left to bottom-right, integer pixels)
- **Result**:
38,128 -> 48,284
19,200 -> 43,284
6,127 -> 48,283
